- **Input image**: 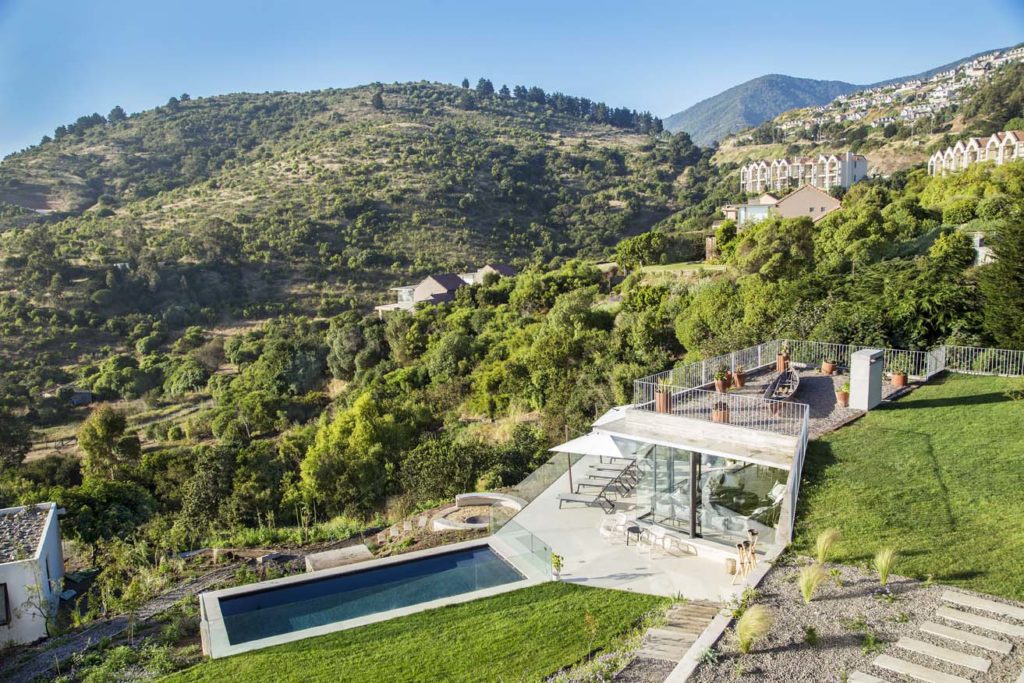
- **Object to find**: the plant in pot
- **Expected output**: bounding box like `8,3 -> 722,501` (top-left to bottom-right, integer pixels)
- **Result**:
889,356 -> 909,388
821,358 -> 837,375
777,342 -> 791,372
655,377 -> 672,413
836,381 -> 850,408
714,367 -> 730,393
712,401 -> 730,423
551,553 -> 564,581
733,364 -> 746,389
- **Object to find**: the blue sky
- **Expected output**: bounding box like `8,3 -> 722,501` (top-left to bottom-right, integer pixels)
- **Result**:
1,0 -> 1023,155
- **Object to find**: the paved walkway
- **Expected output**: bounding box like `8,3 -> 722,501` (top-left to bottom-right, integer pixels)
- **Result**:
615,601 -> 720,683
851,590 -> 1024,683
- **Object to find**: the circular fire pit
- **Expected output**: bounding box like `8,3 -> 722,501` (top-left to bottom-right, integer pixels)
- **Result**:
431,493 -> 525,532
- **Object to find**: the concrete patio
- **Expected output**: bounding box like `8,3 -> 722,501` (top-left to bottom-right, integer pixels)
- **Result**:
510,453 -> 745,603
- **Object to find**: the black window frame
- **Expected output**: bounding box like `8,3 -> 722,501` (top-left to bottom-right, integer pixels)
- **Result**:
0,583 -> 9,626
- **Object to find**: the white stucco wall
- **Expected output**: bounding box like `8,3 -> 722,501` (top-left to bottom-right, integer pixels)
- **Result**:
0,504 -> 64,646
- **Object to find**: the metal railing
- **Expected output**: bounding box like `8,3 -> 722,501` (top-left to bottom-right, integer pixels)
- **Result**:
633,382 -> 809,437
944,345 -> 1024,376
783,340 -> 941,379
639,341 -> 783,391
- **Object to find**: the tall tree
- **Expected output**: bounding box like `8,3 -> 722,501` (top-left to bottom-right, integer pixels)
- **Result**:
460,78 -> 470,89
475,78 -> 494,98
77,407 -> 141,480
107,105 -> 127,123
0,409 -> 31,472
979,221 -> 1024,348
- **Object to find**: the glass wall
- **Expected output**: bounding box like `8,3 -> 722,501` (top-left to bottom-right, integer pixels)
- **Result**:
699,454 -> 787,548
636,444 -> 788,548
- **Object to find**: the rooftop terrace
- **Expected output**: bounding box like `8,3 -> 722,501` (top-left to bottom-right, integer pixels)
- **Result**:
0,504 -> 50,563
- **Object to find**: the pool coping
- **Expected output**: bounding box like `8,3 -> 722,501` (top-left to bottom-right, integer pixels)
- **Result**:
200,537 -> 546,658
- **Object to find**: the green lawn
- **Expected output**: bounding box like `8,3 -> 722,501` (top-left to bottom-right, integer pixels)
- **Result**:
166,583 -> 669,683
795,373 -> 1024,600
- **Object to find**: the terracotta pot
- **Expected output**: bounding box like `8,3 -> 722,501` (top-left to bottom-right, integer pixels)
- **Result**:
891,372 -> 908,388
776,353 -> 790,372
836,390 -> 849,408
711,403 -> 729,423
655,390 -> 671,413
821,361 -> 836,375
714,378 -> 728,393
733,372 -> 746,389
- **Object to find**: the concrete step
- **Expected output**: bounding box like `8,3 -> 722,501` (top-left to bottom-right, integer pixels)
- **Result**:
920,621 -> 1012,655
849,672 -> 890,683
942,590 -> 1024,622
937,606 -> 1024,637
895,636 -> 990,673
872,654 -> 971,683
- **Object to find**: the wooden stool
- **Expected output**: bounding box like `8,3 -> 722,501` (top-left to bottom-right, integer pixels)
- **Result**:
731,542 -> 747,584
746,529 -> 759,570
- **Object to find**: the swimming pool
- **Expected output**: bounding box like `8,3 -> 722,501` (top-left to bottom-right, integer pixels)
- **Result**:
217,545 -> 525,645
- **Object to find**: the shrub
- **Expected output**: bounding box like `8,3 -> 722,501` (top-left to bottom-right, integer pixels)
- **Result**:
735,604 -> 772,655
815,527 -> 841,564
798,564 -> 828,604
874,547 -> 896,586
976,194 -> 1014,220
804,626 -> 819,647
942,198 -> 978,225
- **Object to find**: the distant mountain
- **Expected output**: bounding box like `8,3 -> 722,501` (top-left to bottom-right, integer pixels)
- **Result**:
663,75 -> 858,146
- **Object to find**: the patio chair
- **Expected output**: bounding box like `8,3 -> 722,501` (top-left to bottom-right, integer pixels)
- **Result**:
647,525 -> 692,557
557,491 -> 615,513
598,512 -> 630,540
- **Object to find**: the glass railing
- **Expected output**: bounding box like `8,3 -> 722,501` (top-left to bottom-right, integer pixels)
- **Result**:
492,518 -> 551,576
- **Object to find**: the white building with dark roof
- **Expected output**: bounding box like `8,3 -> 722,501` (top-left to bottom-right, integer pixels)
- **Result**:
0,502 -> 64,645
739,152 -> 868,194
928,130 -> 1024,175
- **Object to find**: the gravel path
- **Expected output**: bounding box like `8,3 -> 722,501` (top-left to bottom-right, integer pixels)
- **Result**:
691,560 -> 1024,683
0,563 -> 242,682
613,656 -> 677,682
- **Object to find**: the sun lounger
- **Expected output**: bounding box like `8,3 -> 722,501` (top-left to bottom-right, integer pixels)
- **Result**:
557,492 -> 615,513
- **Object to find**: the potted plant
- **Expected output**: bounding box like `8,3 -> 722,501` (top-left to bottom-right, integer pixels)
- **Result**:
733,364 -> 746,389
551,553 -> 564,581
655,377 -> 672,413
889,357 -> 909,388
836,381 -> 850,408
776,342 -> 791,372
714,367 -> 730,393
821,358 -> 837,375
712,401 -> 730,423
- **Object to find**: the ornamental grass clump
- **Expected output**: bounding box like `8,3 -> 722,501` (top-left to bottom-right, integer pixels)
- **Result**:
736,604 -> 772,655
798,563 -> 828,604
874,547 -> 897,586
815,527 -> 841,564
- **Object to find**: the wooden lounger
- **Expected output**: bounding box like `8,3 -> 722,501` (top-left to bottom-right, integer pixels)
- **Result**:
557,492 -> 615,513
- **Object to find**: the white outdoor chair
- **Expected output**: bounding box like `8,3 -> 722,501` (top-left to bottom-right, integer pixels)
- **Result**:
598,512 -> 630,541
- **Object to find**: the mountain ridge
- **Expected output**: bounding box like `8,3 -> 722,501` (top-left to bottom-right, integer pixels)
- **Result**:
665,43 -> 1021,145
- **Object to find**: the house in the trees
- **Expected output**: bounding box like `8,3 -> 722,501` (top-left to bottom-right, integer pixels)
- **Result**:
0,503 -> 64,645
374,264 -> 516,315
739,152 -> 868,193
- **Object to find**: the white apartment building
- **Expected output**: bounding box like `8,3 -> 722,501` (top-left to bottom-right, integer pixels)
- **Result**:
928,130 -> 1024,176
0,503 -> 64,646
739,152 -> 868,193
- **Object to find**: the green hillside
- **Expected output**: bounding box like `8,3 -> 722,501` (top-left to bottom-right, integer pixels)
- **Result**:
664,74 -> 858,146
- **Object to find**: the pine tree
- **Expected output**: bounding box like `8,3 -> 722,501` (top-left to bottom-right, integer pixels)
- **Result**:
461,78 -> 470,89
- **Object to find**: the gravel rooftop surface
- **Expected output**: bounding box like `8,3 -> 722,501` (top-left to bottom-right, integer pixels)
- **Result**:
736,365 -> 905,438
692,560 -> 1024,682
0,505 -> 48,563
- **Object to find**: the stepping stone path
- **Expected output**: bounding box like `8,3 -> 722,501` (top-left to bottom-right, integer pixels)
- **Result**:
850,589 -> 1024,683
633,601 -> 719,663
